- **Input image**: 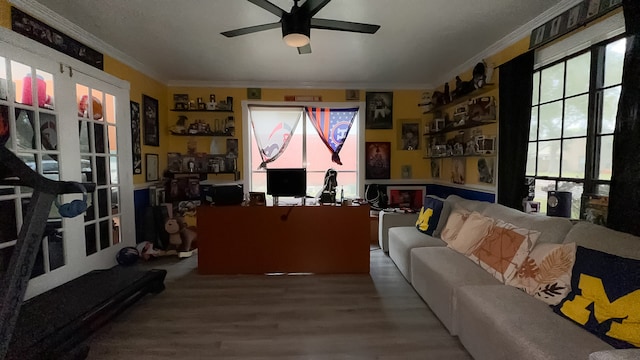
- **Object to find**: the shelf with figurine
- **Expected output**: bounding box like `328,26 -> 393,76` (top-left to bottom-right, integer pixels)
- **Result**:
169,115 -> 235,137
172,94 -> 234,112
424,92 -> 497,136
424,127 -> 496,159
418,60 -> 496,115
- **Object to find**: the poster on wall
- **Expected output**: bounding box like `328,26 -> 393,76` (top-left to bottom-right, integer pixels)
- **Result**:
451,158 -> 466,184
477,157 -> 495,184
130,101 -> 142,174
142,94 -> 159,146
365,142 -> 391,179
365,92 -> 393,129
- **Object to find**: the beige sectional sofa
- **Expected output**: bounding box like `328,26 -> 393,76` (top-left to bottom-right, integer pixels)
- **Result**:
381,194 -> 640,360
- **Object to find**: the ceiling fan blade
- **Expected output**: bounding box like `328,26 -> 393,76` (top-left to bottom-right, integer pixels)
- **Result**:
298,43 -> 312,54
221,22 -> 281,37
248,0 -> 285,17
300,0 -> 332,17
311,18 -> 380,34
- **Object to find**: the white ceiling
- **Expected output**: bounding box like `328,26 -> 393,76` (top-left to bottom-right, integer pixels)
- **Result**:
18,0 -> 579,89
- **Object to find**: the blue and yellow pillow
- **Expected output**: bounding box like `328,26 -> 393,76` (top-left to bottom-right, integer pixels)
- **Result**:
553,246 -> 640,349
415,195 -> 445,236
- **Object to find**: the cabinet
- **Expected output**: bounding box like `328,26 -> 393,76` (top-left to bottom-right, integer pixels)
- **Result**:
169,108 -> 235,137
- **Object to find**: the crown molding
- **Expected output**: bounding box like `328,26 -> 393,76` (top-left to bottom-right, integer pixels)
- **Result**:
10,0 -> 581,91
434,0 -> 583,87
166,79 -> 434,90
9,0 -> 168,83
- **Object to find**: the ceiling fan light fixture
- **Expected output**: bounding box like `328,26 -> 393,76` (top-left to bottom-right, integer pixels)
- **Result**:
281,10 -> 310,48
283,33 -> 310,47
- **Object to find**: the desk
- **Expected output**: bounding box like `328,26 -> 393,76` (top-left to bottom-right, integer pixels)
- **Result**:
197,205 -> 370,274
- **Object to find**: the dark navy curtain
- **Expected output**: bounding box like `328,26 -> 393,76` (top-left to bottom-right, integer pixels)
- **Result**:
497,51 -> 534,210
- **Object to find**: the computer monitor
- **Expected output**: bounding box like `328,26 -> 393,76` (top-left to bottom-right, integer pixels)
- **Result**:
266,168 -> 307,198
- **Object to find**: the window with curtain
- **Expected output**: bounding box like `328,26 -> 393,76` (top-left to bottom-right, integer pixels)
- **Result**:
526,36 -> 625,218
246,104 -> 360,202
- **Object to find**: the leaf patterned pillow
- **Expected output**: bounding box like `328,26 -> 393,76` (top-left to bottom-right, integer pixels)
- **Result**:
467,219 -> 539,283
506,242 -> 577,305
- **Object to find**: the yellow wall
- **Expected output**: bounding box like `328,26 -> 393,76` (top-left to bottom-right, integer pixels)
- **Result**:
103,55 -> 168,184
165,88 -> 427,181
0,0 -> 10,29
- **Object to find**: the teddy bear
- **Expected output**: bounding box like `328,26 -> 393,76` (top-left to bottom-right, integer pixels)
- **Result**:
164,218 -> 183,250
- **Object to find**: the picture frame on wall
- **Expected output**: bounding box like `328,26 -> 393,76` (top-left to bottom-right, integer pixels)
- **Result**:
146,153 -> 159,182
130,101 -> 142,174
365,92 -> 393,129
398,119 -> 420,150
386,186 -> 426,210
142,94 -> 159,146
365,142 -> 391,179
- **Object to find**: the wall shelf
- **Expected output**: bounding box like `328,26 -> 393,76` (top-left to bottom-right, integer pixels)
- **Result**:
169,131 -> 234,137
170,109 -> 233,113
424,153 -> 495,160
168,171 -> 240,181
426,84 -> 496,114
424,120 -> 496,136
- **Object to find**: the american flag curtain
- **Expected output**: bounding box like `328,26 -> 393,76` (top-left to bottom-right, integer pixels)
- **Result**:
248,105 -> 302,169
305,107 -> 358,165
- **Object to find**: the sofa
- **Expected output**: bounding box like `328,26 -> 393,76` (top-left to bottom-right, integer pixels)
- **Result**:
381,194 -> 640,360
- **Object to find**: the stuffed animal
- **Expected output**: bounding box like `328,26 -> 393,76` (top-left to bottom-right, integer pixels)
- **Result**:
177,216 -> 197,252
164,218 -> 182,249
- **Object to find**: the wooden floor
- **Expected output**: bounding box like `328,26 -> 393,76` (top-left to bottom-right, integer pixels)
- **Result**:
87,249 -> 471,359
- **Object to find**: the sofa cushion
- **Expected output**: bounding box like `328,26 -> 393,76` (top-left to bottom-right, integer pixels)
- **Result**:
554,246 -> 640,349
480,202 -> 573,244
467,218 -> 539,283
506,242 -> 576,305
447,211 -> 493,255
388,226 -> 445,281
410,247 -> 500,335
457,285 -> 614,360
440,207 -> 470,243
563,221 -> 640,260
415,195 -> 444,236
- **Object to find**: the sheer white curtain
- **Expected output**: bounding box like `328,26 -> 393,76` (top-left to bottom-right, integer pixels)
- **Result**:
248,105 -> 303,169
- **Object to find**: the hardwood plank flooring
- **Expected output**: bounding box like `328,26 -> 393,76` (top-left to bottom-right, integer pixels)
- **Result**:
87,250 -> 471,359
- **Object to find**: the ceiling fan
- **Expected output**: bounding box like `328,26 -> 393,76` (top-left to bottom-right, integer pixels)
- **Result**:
221,0 -> 381,54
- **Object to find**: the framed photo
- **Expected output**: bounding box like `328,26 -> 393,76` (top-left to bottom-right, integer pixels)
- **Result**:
365,142 -> 391,179
451,158 -> 466,184
249,192 -> 266,206
145,153 -> 159,182
142,94 -> 159,146
226,138 -> 239,156
386,186 -> 426,210
401,165 -> 412,179
398,119 -> 420,150
345,89 -> 359,101
247,88 -> 261,100
431,159 -> 441,178
477,157 -> 495,184
173,93 -> 188,109
130,101 -> 142,174
365,92 -> 393,129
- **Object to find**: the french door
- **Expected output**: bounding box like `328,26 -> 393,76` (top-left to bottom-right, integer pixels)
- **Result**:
0,28 -> 134,299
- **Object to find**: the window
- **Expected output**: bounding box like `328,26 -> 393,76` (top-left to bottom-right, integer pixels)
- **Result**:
244,103 -> 363,203
527,36 -> 625,218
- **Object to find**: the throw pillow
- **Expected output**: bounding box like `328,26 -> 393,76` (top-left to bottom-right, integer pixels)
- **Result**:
553,246 -> 640,349
447,211 -> 494,255
467,219 -> 539,283
440,207 -> 471,243
506,242 -> 576,305
415,195 -> 444,236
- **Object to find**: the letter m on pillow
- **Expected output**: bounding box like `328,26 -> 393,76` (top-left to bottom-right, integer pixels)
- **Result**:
559,274 -> 640,347
555,246 -> 640,349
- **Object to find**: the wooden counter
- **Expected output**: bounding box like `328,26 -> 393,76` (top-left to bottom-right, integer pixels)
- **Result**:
197,204 -> 370,274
